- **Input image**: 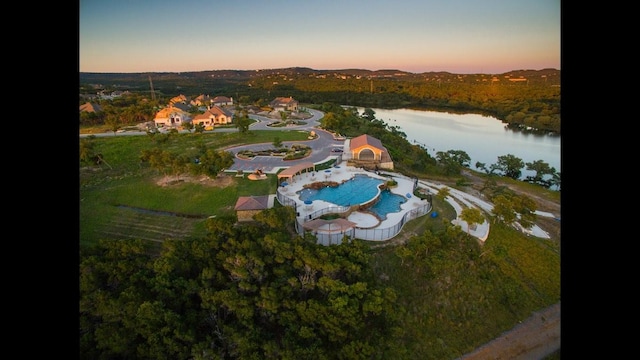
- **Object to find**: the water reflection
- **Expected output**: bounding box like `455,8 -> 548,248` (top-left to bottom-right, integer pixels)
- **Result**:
357,107 -> 561,181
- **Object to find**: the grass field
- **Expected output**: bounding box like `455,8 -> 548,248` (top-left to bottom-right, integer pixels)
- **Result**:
80,130 -> 314,247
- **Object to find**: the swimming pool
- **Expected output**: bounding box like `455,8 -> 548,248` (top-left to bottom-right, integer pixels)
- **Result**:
298,174 -> 383,206
369,190 -> 406,220
297,174 -> 406,218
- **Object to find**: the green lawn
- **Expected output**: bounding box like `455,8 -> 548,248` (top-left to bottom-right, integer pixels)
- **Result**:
80,130 -> 311,247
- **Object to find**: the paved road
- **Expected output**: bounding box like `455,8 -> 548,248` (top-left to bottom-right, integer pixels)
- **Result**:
225,109 -> 345,173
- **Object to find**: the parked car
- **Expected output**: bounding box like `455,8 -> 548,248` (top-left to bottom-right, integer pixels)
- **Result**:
331,148 -> 343,153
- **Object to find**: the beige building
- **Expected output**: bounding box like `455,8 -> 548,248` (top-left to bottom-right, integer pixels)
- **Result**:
345,134 -> 394,170
153,106 -> 192,128
270,96 -> 299,112
191,106 -> 234,128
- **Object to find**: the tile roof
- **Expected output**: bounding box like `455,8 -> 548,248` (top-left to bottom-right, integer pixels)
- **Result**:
350,134 -> 384,150
234,196 -> 269,211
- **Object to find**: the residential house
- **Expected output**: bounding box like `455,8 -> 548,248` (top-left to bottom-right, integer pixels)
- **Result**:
169,94 -> 188,106
97,90 -> 129,100
234,195 -> 270,222
153,106 -> 192,128
345,134 -> 394,170
191,106 -> 234,128
79,102 -> 102,113
191,95 -> 234,110
212,96 -> 233,107
270,96 -> 298,112
191,94 -> 212,107
172,102 -> 191,112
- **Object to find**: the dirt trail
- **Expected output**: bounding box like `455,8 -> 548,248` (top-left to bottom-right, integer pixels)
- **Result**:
457,302 -> 560,360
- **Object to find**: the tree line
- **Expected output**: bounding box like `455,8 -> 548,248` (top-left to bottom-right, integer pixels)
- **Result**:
80,68 -> 560,133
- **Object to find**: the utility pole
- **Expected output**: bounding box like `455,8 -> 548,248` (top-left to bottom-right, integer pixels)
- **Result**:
149,75 -> 156,101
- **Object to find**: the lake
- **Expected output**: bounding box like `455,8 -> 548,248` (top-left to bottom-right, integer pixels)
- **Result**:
356,107 -> 561,181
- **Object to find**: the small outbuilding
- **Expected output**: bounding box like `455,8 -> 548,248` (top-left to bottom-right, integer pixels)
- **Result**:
277,162 -> 315,184
234,195 -> 270,222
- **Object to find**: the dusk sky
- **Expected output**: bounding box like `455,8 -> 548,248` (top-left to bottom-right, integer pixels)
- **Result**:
79,0 -> 560,74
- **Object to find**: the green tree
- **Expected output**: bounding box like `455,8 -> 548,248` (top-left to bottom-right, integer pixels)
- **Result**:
490,154 -> 525,179
447,150 -> 471,167
511,194 -> 537,230
320,112 -> 341,132
253,206 -> 296,231
362,107 -> 376,120
550,172 -> 561,191
182,121 -> 194,133
397,230 -> 442,271
235,114 -> 251,134
239,95 -> 250,105
273,136 -> 283,149
105,110 -> 121,135
460,207 -> 484,234
491,194 -> 517,225
79,239 -> 155,359
197,149 -> 235,177
525,159 -> 556,188
436,186 -> 450,201
436,151 -> 462,176
79,137 -> 112,168
79,137 -> 96,164
475,161 -> 487,173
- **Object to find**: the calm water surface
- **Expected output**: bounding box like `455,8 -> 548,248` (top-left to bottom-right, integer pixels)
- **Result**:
297,174 -> 383,206
357,107 -> 561,180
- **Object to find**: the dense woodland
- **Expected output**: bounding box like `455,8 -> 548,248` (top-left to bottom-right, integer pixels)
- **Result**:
80,197 -> 555,359
80,67 -> 560,133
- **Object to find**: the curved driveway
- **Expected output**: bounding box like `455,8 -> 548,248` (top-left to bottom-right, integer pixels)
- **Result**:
226,108 -> 345,174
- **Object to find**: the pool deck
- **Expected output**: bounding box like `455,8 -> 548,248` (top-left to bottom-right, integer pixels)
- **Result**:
277,165 -> 428,229
268,164 -> 548,242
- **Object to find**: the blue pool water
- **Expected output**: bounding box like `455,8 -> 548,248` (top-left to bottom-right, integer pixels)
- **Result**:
298,174 -> 383,206
297,174 -> 406,218
369,190 -> 406,220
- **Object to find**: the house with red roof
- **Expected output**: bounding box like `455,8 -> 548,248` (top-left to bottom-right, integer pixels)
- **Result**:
270,96 -> 298,112
234,195 -> 271,222
191,106 -> 234,128
79,102 -> 102,113
345,134 -> 394,170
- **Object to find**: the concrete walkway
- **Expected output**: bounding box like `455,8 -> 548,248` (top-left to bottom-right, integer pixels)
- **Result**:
416,180 -> 550,240
277,166 -> 428,230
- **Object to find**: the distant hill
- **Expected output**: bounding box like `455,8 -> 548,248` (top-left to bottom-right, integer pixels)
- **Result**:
80,67 -> 560,85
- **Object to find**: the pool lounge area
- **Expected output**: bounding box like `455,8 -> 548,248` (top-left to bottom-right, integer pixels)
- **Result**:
275,165 -> 431,244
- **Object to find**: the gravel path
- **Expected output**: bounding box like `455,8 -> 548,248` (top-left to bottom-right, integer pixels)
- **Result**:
457,302 -> 560,360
